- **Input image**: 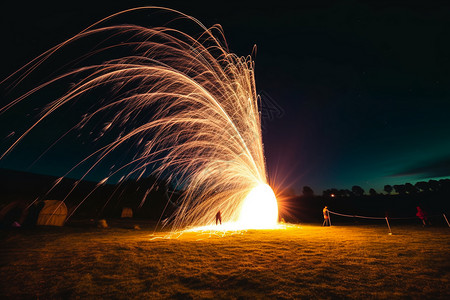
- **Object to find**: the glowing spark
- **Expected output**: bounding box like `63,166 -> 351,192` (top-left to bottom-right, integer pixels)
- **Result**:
0,7 -> 279,231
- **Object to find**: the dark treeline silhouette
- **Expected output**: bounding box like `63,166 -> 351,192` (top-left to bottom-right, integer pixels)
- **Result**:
0,168 -> 175,222
283,179 -> 450,225
1,168 -> 449,225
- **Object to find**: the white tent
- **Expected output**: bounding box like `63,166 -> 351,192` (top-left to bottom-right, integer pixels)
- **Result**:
37,200 -> 67,226
121,207 -> 133,218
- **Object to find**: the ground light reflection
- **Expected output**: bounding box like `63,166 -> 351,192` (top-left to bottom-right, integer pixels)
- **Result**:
149,223 -> 297,241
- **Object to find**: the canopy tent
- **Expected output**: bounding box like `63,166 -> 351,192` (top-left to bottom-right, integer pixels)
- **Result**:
37,200 -> 67,226
121,207 -> 133,218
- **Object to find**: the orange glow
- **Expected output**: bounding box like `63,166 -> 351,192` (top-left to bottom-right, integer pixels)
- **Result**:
237,184 -> 279,229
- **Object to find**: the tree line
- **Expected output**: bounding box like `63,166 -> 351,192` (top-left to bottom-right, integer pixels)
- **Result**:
315,178 -> 450,198
280,178 -> 450,223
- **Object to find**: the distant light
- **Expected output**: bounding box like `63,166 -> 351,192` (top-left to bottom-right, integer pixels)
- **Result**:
331,194 -> 335,197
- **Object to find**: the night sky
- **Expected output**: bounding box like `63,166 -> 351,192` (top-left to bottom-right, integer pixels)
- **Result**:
1,1 -> 449,194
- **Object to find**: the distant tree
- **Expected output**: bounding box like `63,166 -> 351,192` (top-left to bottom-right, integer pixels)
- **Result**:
284,187 -> 297,197
393,184 -> 406,195
351,185 -> 365,197
302,186 -> 314,197
439,179 -> 450,192
345,189 -> 354,197
439,178 -> 450,184
384,184 -> 393,194
322,189 -> 331,197
414,181 -> 429,193
369,188 -> 377,196
440,178 -> 450,185
428,180 -> 440,192
338,189 -> 350,197
404,183 -> 417,194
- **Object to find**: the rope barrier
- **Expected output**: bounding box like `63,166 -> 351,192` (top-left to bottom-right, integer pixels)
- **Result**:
328,210 -> 385,220
327,210 -> 392,234
326,210 -> 450,234
328,210 -> 442,220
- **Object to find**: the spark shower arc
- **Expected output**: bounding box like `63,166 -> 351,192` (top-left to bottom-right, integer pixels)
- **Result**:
0,7 -> 279,230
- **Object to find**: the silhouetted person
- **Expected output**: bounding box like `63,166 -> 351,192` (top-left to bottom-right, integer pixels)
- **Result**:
323,206 -> 330,226
416,206 -> 428,226
215,210 -> 222,225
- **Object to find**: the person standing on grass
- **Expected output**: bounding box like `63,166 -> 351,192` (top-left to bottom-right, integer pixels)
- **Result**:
323,206 -> 330,226
416,206 -> 428,226
215,210 -> 222,225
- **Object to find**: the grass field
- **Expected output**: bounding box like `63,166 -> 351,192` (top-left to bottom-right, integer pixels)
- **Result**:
1,221 -> 449,299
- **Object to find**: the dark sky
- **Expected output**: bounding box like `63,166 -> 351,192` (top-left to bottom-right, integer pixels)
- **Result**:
1,0 -> 449,194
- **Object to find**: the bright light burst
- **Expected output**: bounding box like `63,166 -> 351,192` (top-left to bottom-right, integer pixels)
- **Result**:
237,184 -> 279,229
0,7 -> 279,231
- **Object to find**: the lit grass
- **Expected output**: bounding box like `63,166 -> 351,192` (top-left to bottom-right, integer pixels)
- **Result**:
1,223 -> 449,299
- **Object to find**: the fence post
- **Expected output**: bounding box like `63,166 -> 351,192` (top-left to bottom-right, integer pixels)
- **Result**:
385,217 -> 392,235
328,210 -> 332,226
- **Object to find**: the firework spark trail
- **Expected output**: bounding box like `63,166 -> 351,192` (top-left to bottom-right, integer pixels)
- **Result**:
0,7 -> 278,230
